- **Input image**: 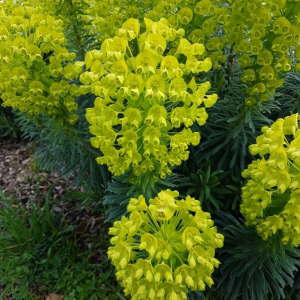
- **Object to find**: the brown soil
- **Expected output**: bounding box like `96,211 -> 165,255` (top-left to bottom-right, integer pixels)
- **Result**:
0,139 -> 109,300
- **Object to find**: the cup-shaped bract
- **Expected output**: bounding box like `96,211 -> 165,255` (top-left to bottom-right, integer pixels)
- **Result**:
108,190 -> 224,300
84,0 -> 300,106
82,18 -> 217,178
0,3 -> 80,124
241,114 -> 300,247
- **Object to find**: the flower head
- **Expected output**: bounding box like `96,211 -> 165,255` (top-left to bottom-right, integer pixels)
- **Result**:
241,114 -> 300,247
83,18 -> 217,178
0,3 -> 78,124
108,190 -> 224,299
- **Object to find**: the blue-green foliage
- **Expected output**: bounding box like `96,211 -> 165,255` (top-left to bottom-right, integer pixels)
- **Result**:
15,93 -> 109,194
214,212 -> 300,300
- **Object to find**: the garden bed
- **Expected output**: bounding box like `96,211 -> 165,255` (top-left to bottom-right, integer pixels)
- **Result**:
0,139 -> 120,300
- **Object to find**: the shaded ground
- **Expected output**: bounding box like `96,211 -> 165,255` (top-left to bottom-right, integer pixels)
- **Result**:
0,139 -> 114,300
0,140 -> 70,204
0,139 -> 107,249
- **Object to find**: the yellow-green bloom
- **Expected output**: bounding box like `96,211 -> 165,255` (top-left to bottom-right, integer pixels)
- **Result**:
241,114 -> 300,247
0,3 -> 78,124
108,190 -> 224,300
17,0 -> 300,113
83,18 -> 217,179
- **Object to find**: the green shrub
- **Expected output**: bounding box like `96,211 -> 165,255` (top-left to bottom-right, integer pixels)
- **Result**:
15,93 -> 109,194
213,212 -> 300,300
0,104 -> 19,139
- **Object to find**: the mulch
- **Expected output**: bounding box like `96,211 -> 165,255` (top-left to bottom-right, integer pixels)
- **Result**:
0,139 -> 70,205
0,138 -> 108,246
0,139 -> 109,300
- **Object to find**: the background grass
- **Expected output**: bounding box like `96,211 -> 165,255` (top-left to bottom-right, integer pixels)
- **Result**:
0,189 -> 122,300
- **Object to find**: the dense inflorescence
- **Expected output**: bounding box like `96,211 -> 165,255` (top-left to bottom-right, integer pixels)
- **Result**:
18,0 -> 95,60
0,3 -> 81,124
87,0 -> 300,106
83,18 -> 217,178
1,0 -> 300,298
2,0 -> 300,124
108,190 -> 224,300
229,0 -> 300,106
241,114 -> 300,247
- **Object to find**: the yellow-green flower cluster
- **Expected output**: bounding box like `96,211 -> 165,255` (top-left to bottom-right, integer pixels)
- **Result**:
143,0 -> 228,70
229,0 -> 300,106
241,114 -> 300,246
0,3 -> 80,124
150,0 -> 300,105
16,0 -> 298,109
83,0 -> 300,106
20,0 -> 94,60
108,190 -> 224,300
83,18 -> 217,178
86,0 -> 141,42
86,0 -> 227,69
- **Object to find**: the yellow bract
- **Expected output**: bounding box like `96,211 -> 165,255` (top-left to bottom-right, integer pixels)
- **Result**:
95,0 -> 300,106
0,3 -> 78,124
108,190 -> 224,300
83,18 -> 217,179
241,114 -> 300,247
6,0 -> 296,124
